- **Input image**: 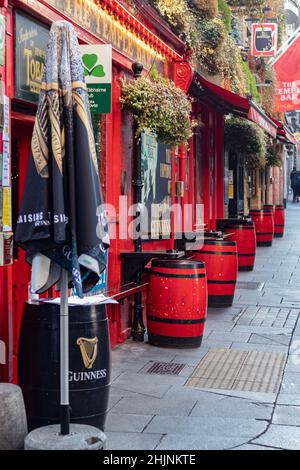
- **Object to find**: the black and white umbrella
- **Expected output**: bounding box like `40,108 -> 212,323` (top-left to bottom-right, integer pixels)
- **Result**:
15,21 -> 109,434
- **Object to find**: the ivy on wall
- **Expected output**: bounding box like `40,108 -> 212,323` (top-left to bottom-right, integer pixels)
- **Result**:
151,0 -> 259,98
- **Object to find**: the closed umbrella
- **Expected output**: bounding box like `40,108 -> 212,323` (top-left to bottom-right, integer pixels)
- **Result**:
15,20 -> 109,435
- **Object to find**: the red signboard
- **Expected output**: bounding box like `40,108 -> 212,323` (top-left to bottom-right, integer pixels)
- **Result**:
248,106 -> 277,139
273,34 -> 300,113
251,23 -> 278,57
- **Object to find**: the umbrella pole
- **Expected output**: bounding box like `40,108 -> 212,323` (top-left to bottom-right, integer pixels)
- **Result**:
60,268 -> 70,435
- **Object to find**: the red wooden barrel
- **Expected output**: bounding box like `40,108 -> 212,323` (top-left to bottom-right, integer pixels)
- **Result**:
250,209 -> 274,247
224,220 -> 256,272
194,241 -> 238,308
263,204 -> 274,214
274,205 -> 285,238
147,259 -> 207,348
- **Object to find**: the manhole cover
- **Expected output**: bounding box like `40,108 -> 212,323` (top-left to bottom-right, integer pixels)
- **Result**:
236,281 -> 264,291
186,349 -> 286,393
146,362 -> 186,375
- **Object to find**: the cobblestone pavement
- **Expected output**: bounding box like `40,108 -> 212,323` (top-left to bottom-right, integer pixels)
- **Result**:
106,202 -> 300,450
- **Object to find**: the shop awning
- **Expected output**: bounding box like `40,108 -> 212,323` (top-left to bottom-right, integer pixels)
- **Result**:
192,73 -> 278,138
270,117 -> 298,146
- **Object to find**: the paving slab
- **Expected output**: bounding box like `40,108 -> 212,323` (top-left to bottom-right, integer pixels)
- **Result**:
280,372 -> 300,394
189,397 -> 272,419
233,444 -> 280,450
111,381 -> 172,399
110,396 -> 197,417
284,355 -> 300,372
253,424 -> 300,450
207,332 -> 252,343
105,413 -> 153,433
156,435 -> 250,450
273,405 -> 300,426
248,333 -> 291,346
105,432 -> 163,450
277,393 -> 300,405
145,416 -> 267,438
231,342 -> 288,353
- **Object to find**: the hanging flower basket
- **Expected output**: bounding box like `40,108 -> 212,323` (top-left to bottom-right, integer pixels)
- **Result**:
266,143 -> 283,167
120,75 -> 194,145
225,117 -> 267,168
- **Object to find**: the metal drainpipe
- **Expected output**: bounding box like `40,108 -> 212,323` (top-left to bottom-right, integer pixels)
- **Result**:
178,143 -> 187,232
131,62 -> 146,342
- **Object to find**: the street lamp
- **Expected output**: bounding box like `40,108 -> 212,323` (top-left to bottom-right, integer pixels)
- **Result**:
131,62 -> 146,342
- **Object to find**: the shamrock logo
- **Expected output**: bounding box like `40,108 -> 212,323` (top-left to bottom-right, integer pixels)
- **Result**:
82,53 -> 106,78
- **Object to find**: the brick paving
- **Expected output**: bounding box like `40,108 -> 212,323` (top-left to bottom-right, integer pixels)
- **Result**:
106,202 -> 300,450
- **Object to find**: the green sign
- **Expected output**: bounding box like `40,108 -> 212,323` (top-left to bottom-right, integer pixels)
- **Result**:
80,45 -> 112,114
14,11 -> 49,103
86,84 -> 111,114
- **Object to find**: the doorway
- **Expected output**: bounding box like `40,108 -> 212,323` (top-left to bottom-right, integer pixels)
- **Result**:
10,118 -> 33,383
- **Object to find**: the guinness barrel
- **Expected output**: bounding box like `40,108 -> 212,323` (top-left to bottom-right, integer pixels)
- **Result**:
147,259 -> 207,348
223,220 -> 256,272
18,302 -> 111,432
194,240 -> 238,308
274,205 -> 285,238
250,208 -> 274,247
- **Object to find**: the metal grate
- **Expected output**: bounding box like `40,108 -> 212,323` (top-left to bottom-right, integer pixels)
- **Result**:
186,349 -> 286,393
236,281 -> 264,291
146,362 -> 186,376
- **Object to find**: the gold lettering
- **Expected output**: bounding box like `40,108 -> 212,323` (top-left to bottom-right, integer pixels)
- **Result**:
74,0 -> 83,23
65,0 -> 72,15
24,48 -> 32,86
45,0 -> 165,68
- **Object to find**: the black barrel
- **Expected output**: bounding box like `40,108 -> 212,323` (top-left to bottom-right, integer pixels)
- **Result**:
18,302 -> 111,432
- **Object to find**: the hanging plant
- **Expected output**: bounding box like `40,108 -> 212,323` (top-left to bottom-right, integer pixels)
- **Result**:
120,75 -> 194,145
225,117 -> 267,168
190,0 -> 218,18
266,142 -> 283,167
227,0 -> 266,16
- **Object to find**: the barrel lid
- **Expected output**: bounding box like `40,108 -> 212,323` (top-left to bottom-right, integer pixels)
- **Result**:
249,209 -> 261,213
262,207 -> 273,212
202,240 -> 236,246
151,259 -> 205,269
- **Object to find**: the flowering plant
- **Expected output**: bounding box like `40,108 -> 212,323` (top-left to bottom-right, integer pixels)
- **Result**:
225,117 -> 267,168
120,75 -> 194,145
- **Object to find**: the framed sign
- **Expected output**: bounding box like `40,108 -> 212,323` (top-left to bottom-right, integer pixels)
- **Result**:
141,132 -> 172,239
14,10 -> 49,103
251,23 -> 278,57
80,44 -> 112,114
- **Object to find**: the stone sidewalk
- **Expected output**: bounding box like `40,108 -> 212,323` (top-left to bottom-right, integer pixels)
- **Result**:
106,203 -> 300,450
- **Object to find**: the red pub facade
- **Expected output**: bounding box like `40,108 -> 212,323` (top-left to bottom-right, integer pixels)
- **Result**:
0,0 -> 289,385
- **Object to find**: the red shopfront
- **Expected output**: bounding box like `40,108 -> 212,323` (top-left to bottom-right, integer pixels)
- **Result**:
0,0 -> 190,383
190,74 -> 278,221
